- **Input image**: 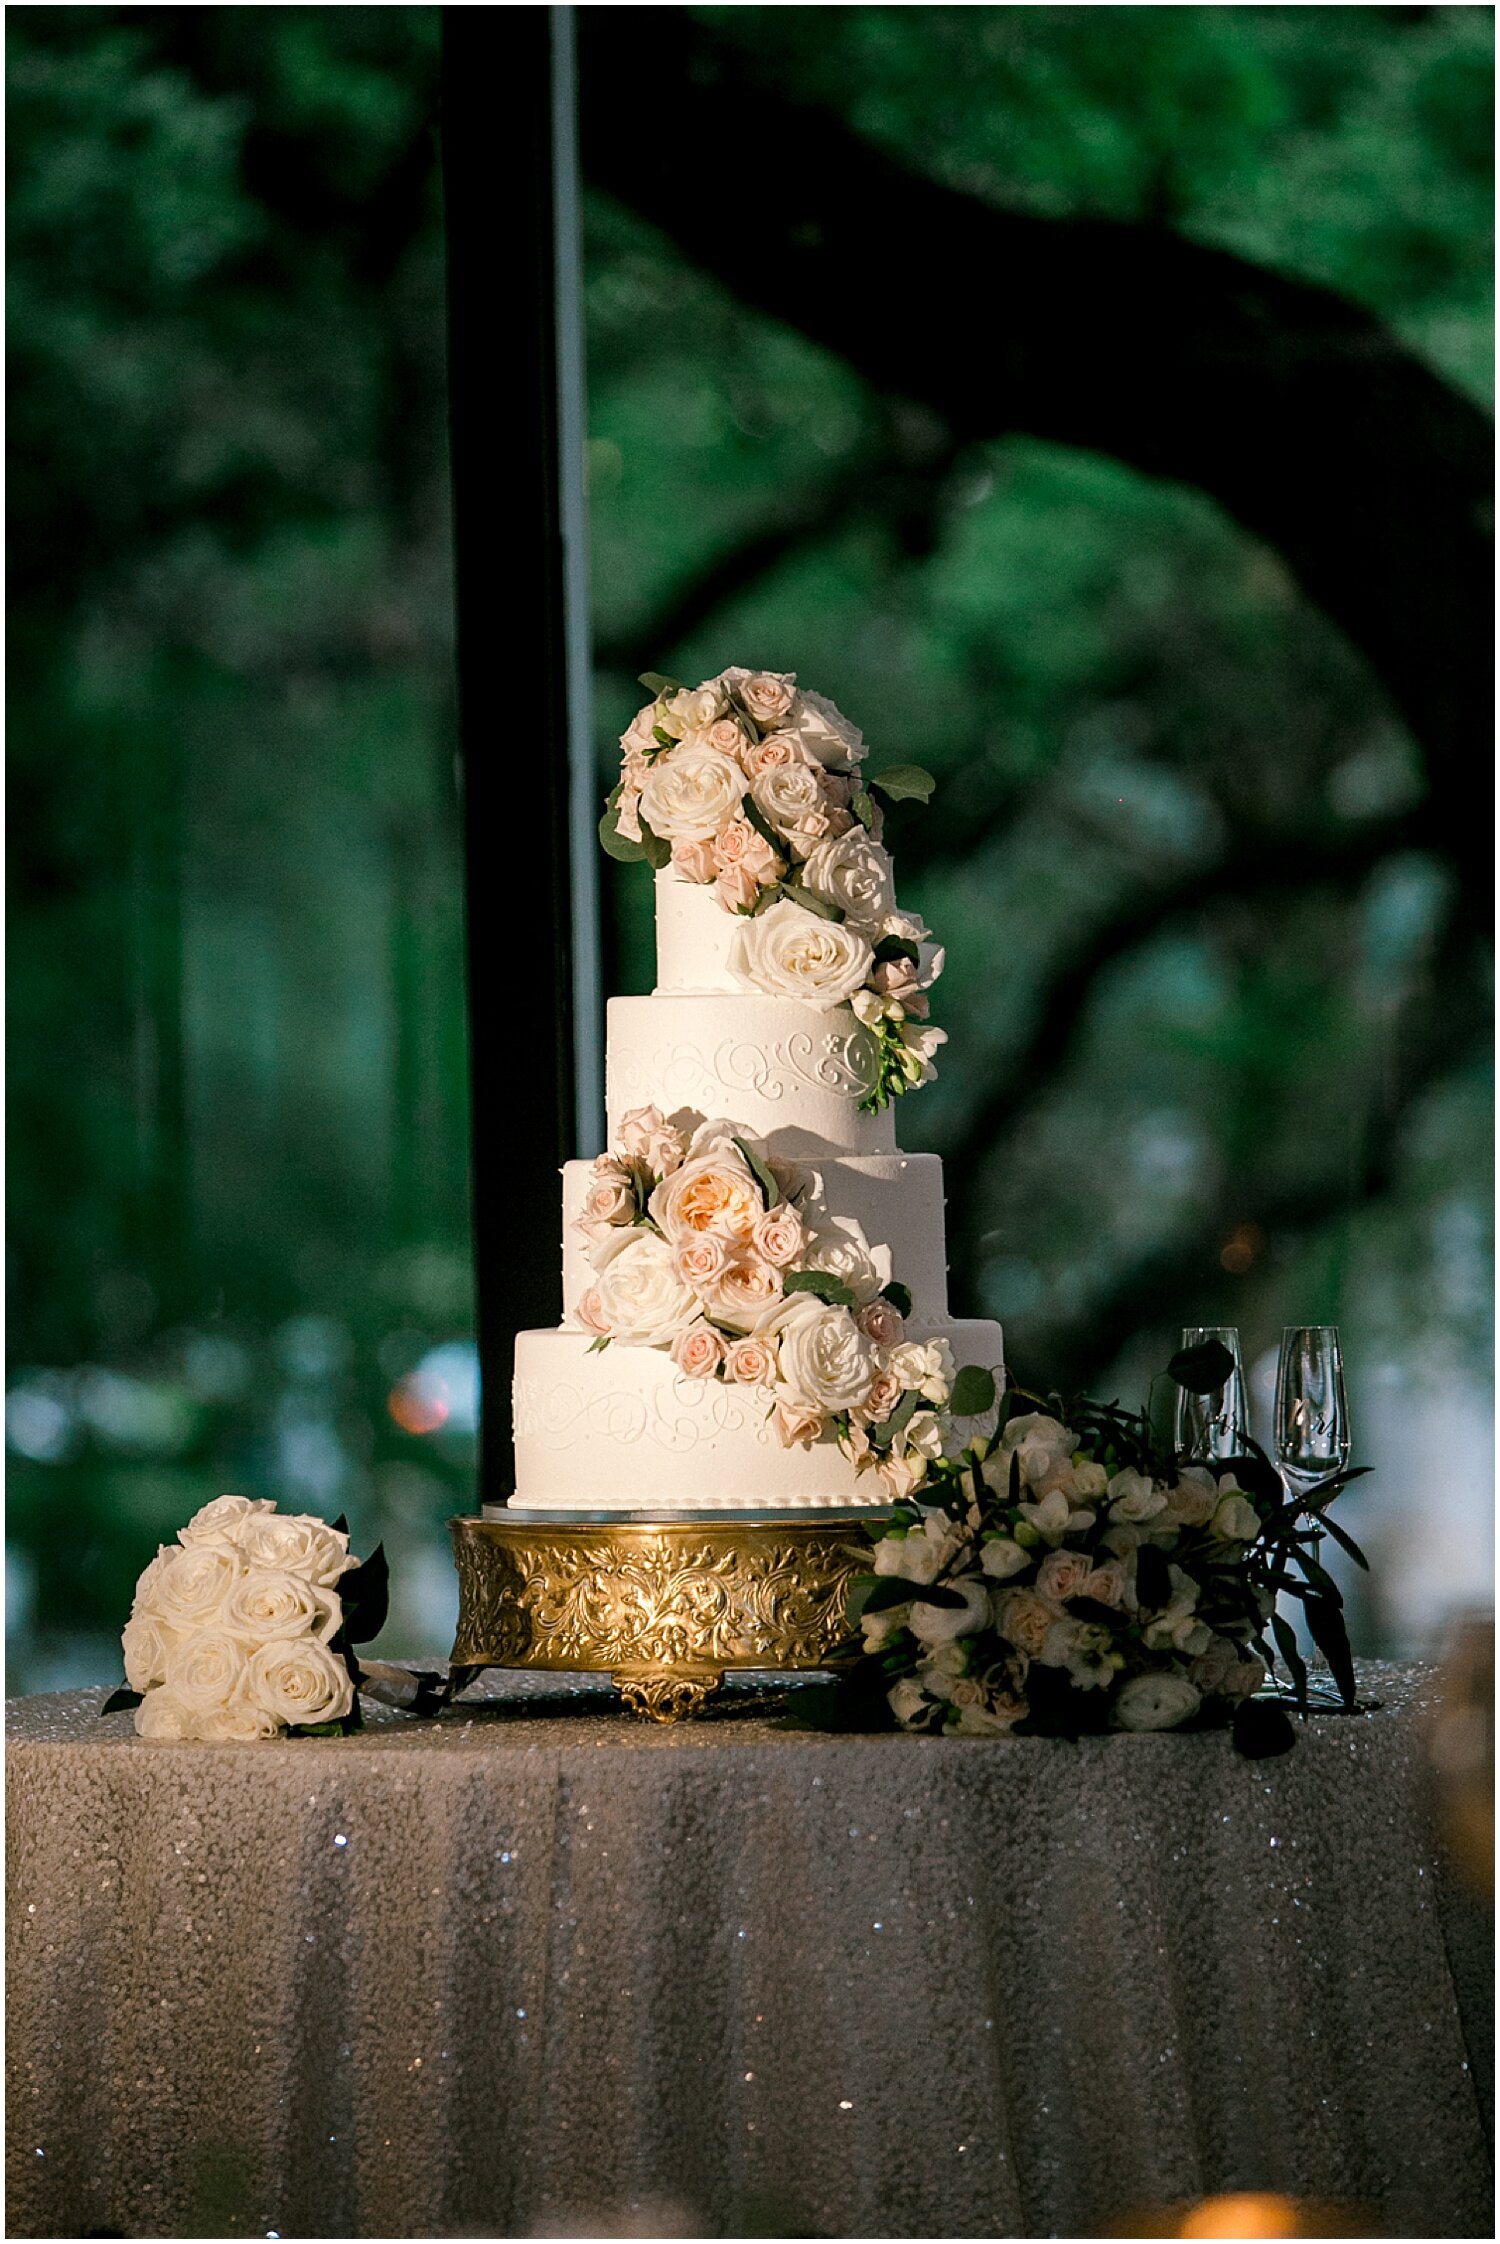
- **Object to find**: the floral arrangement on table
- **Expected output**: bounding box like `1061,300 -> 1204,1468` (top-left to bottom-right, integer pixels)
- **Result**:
102,1496 -> 392,1741
842,1339 -> 1370,1753
573,1105 -> 999,1502
600,667 -> 945,1111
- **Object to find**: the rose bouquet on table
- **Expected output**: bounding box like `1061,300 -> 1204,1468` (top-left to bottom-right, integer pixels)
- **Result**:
103,1497 -> 391,1741
574,1106 -> 1000,1501
600,667 -> 945,1111
846,1338 -> 1370,1754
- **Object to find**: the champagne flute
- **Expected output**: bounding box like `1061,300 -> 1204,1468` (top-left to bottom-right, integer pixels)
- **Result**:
1173,1326 -> 1249,1463
1274,1326 -> 1350,1506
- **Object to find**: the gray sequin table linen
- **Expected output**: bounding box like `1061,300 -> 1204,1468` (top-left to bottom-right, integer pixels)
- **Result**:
6,1663 -> 1491,2239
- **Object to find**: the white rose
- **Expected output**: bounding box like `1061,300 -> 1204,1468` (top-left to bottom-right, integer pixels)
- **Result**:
769,1294 -> 876,1414
980,1537 -> 1029,1581
802,1214 -> 889,1303
1113,1670 -> 1202,1732
236,1512 -> 357,1588
1211,1493 -> 1261,1542
748,765 -> 827,845
177,1494 -> 274,1550
909,1577 -> 990,1646
134,1689 -> 197,1741
887,1675 -> 930,1727
164,1629 -> 249,1716
1107,1468 -> 1169,1523
121,1609 -> 179,1691
952,1697 -> 1027,1736
150,1545 -> 241,1629
198,1696 -> 282,1743
591,1232 -> 699,1345
799,830 -> 897,931
244,1639 -> 354,1729
222,1568 -> 343,1645
674,680 -> 729,730
792,688 -> 866,768
638,746 -> 746,842
730,898 -> 874,1008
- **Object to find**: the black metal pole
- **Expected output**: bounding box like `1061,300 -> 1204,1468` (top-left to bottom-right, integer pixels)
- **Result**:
442,6 -> 577,1500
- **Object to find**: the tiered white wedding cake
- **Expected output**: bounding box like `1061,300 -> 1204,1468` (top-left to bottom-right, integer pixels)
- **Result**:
503,667 -> 1004,1516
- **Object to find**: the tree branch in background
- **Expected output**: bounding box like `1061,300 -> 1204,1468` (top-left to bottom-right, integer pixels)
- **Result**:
578,12 -> 1492,904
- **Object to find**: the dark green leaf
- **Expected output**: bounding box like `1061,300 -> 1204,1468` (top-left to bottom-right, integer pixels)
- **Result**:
950,1364 -> 996,1417
869,1388 -> 920,1452
863,1574 -> 967,1613
1216,1448 -> 1283,1507
1271,1610 -> 1309,1707
1009,1450 -> 1022,1505
344,1544 -> 389,1644
637,816 -> 671,870
1135,1542 -> 1172,1609
638,671 -> 683,697
1304,1593 -> 1357,1707
329,1514 -> 350,1537
1166,1339 -> 1236,1394
868,764 -> 936,804
880,1280 -> 913,1318
289,1719 -> 348,1738
1311,1508 -> 1370,1571
1067,1595 -> 1123,1627
871,934 -> 920,966
1231,1698 -> 1297,1759
100,1685 -> 142,1717
779,1668 -> 899,1733
782,879 -> 844,922
731,1133 -> 781,1210
741,792 -> 785,857
782,1268 -> 857,1309
1290,1547 -> 1341,1598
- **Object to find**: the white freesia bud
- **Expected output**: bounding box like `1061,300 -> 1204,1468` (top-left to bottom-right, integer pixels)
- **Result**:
909,1577 -> 990,1646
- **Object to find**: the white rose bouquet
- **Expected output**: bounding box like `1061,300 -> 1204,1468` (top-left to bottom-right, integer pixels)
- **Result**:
844,1337 -> 1371,1753
573,1107 -> 1000,1500
103,1498 -> 390,1741
601,667 -> 945,1111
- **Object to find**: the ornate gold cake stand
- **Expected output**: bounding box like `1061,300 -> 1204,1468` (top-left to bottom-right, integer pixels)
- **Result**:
448,1509 -> 875,1723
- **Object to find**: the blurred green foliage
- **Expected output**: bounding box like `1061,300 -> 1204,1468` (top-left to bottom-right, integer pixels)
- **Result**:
6,5 -> 1491,1684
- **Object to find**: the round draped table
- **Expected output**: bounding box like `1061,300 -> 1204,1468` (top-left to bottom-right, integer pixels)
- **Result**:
6,1663 -> 1490,2240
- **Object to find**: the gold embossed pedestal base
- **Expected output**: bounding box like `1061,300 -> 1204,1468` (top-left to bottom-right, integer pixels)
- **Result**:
448,1511 -> 873,1722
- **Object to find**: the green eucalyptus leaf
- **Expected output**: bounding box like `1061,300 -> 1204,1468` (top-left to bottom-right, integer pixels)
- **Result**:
950,1365 -> 996,1418
639,671 -> 684,697
599,803 -> 648,863
638,816 -> 671,870
731,1134 -> 781,1210
851,787 -> 876,828
868,764 -> 936,805
869,1388 -> 920,1452
742,793 -> 785,855
781,1268 -> 857,1310
782,879 -> 844,923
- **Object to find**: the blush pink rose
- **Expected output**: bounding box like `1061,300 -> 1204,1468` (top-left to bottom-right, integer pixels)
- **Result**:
773,1397 -> 823,1448
740,729 -> 807,780
671,836 -> 717,884
715,863 -> 761,914
752,1205 -> 804,1267
674,1233 -> 729,1286
864,1369 -> 903,1420
1035,1549 -> 1093,1604
617,1106 -> 685,1178
1083,1561 -> 1127,1607
580,1175 -> 635,1231
700,1257 -> 782,1331
857,1299 -> 905,1346
738,671 -> 797,728
701,715 -> 751,761
671,1322 -> 725,1379
576,1289 -> 609,1335
726,1336 -> 777,1386
712,819 -> 776,878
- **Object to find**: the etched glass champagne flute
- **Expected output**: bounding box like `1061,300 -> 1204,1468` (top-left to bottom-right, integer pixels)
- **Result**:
1274,1326 -> 1350,1505
1173,1326 -> 1249,1463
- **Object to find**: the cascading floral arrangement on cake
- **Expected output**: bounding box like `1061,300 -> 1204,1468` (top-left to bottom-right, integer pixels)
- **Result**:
504,666 -> 1005,1515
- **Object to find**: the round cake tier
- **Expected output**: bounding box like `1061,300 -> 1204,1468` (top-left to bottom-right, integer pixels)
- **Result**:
559,1151 -> 950,1324
606,993 -> 895,1156
654,868 -> 742,993
508,1317 -> 1005,1512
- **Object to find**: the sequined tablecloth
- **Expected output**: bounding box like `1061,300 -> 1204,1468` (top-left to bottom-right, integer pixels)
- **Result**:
6,1662 -> 1490,2240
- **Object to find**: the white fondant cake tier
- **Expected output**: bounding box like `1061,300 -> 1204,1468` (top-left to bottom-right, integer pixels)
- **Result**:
653,869 -> 742,993
606,993 -> 895,1156
559,1151 -> 951,1325
507,1318 -> 1005,1513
